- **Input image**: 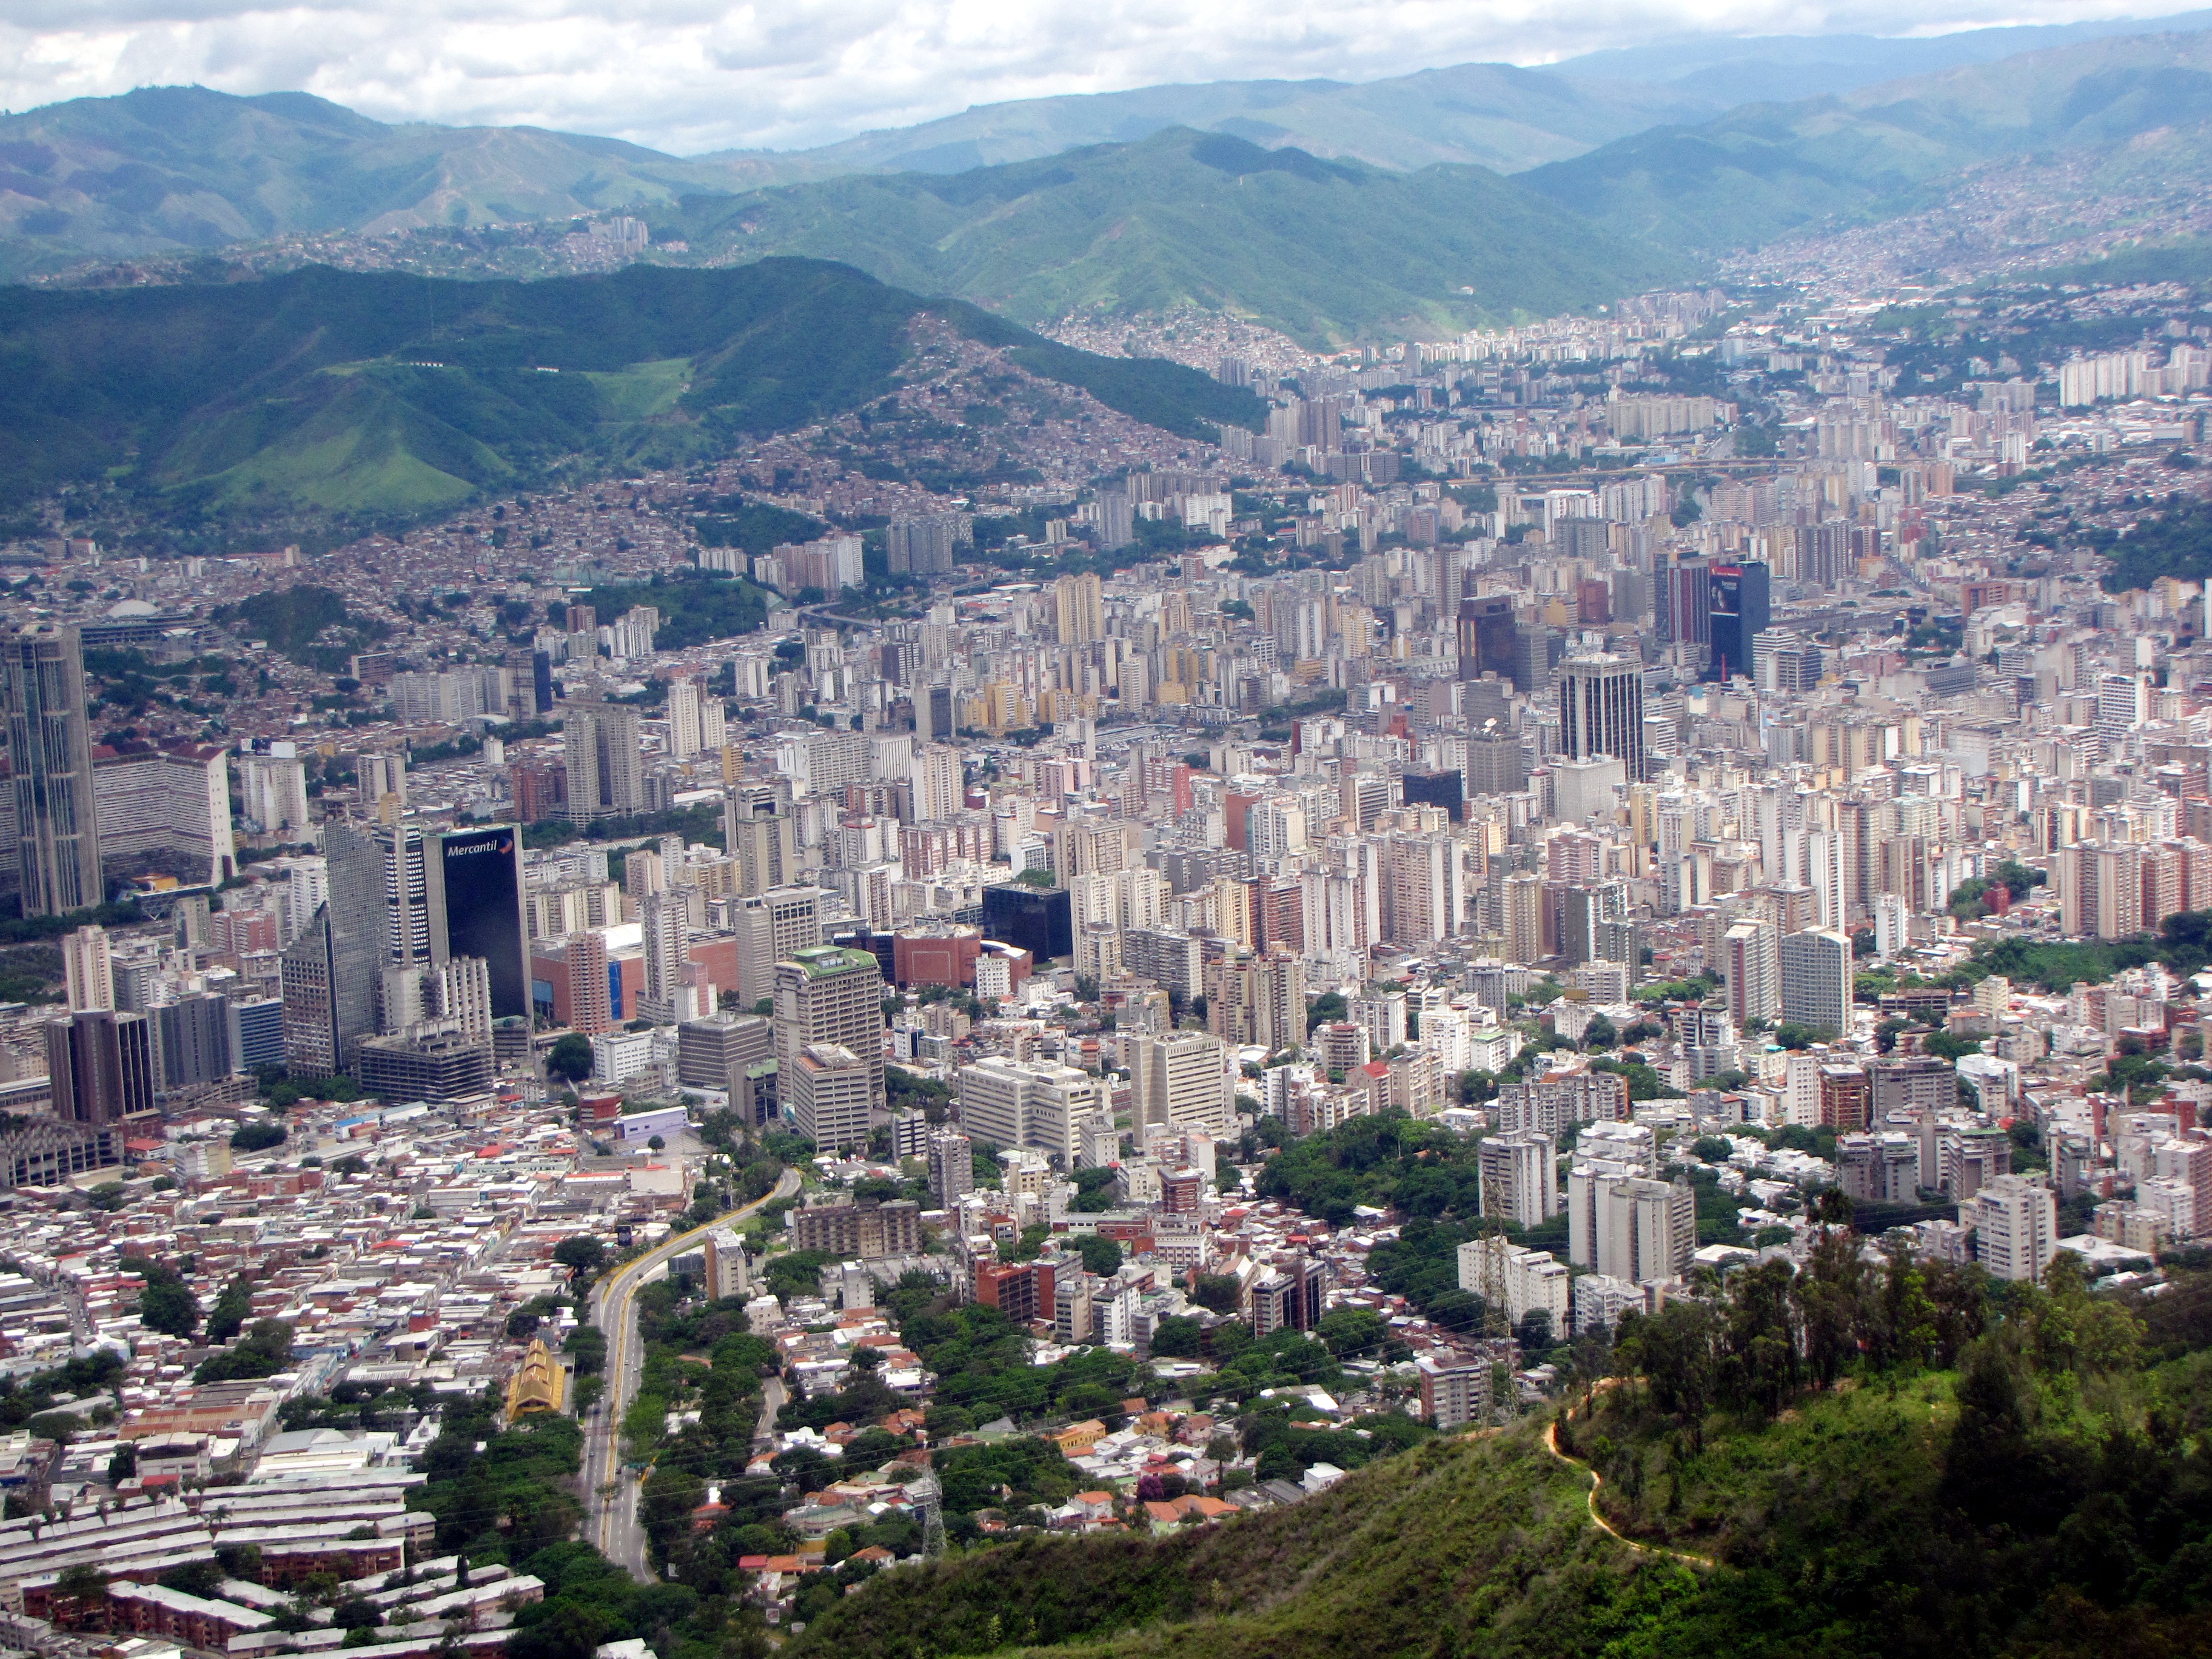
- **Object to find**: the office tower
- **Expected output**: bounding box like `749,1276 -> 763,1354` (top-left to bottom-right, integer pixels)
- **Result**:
928,1128 -> 974,1206
228,997 -> 286,1076
1478,1131 -> 1558,1228
1456,596 -> 1517,682
1704,561 -> 1771,682
1721,919 -> 1781,1024
1401,769 -> 1464,822
915,683 -> 956,742
62,925 -> 113,1012
281,820 -> 384,1079
788,1042 -> 875,1152
1778,928 -> 1852,1034
1466,728 -> 1526,796
1558,654 -> 1647,783
563,699 -> 644,820
983,882 -> 1074,960
913,745 -> 964,823
1510,624 -> 1556,694
1969,1176 -> 2059,1281
3,623 -> 101,915
1130,1029 -> 1231,1139
1661,556 -> 1712,646
2097,672 -> 2147,747
957,1055 -> 1105,1164
677,1011 -> 773,1092
429,825 -> 530,1021
774,943 -> 885,1119
1055,572 -> 1104,645
239,747 -> 311,837
46,1009 -> 155,1124
153,993 -> 234,1102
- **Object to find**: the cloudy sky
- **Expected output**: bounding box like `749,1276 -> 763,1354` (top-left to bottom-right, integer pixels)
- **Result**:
0,1 -> 2202,155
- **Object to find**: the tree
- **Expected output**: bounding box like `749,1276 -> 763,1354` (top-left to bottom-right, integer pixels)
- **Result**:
1070,1234 -> 1123,1278
204,1276 -> 254,1344
332,1600 -> 382,1631
136,1277 -> 199,1339
55,1564 -> 108,1626
553,1236 -> 608,1277
1581,1014 -> 1618,1051
547,1033 -> 594,1083
646,1134 -> 666,1151
230,1121 -> 287,1152
195,1319 -> 294,1384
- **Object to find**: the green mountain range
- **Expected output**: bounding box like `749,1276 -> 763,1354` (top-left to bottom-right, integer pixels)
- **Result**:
1524,25 -> 2212,251
0,85 -> 789,278
0,258 -> 1259,521
662,129 -> 1687,348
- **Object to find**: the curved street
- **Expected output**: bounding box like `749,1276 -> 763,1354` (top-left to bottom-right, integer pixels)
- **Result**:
580,1166 -> 802,1578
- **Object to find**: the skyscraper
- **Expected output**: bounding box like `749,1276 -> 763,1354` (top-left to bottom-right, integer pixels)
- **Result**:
1706,561 -> 1771,683
1722,919 -> 1782,1025
1778,928 -> 1853,1035
429,825 -> 529,1021
773,944 -> 885,1121
563,699 -> 643,821
1558,654 -> 1647,783
3,623 -> 101,916
46,1009 -> 155,1124
1054,572 -> 1104,645
1455,597 -> 1517,683
62,925 -> 113,1012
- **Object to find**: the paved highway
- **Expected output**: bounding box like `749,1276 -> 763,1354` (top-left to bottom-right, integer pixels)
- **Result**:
581,1167 -> 802,1578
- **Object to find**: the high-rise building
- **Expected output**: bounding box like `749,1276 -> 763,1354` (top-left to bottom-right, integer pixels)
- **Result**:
1055,572 -> 1104,645
774,944 -> 885,1121
1558,654 -> 1647,783
725,799 -> 798,896
788,1041 -> 876,1152
563,700 -> 644,821
957,1055 -> 1104,1164
666,676 -> 705,760
928,1128 -> 974,1206
913,745 -> 963,823
153,994 -> 234,1103
677,1011 -> 774,1093
46,1010 -> 155,1124
62,925 -> 113,1012
1970,1176 -> 2059,1281
640,889 -> 689,1025
1130,1029 -> 1231,1139
3,623 -> 101,916
1705,561 -> 1771,683
1722,919 -> 1781,1024
1455,596 -> 1517,682
239,746 -> 311,837
431,825 -> 529,1022
982,882 -> 1073,960
1466,728 -> 1526,796
1778,928 -> 1852,1035
1478,1131 -> 1558,1227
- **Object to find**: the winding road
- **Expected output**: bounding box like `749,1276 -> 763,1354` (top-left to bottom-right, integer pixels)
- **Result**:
1543,1418 -> 1715,1570
581,1167 -> 802,1578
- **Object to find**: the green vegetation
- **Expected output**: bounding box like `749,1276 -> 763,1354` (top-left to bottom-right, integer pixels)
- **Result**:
192,1317 -> 294,1384
1952,905 -> 2212,993
212,584 -> 390,671
581,569 -> 776,651
794,1232 -> 2212,1659
0,259 -> 1256,529
2089,496 -> 2212,594
671,128 -> 1687,349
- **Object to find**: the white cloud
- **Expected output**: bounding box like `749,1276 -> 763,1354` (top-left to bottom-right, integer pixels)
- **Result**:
0,0 -> 2194,154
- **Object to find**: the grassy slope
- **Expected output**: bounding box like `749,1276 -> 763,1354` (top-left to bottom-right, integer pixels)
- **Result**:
1523,27 -> 2212,251
788,1427 -> 1672,1659
0,258 -> 1261,518
671,129 -> 1689,347
794,1338 -> 2212,1659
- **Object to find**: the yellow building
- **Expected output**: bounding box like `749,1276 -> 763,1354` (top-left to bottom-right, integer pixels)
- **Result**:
504,1336 -> 566,1419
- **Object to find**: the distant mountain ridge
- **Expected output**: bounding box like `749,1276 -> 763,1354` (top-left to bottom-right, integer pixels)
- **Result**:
1524,25 -> 2212,250
657,128 -> 1687,348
